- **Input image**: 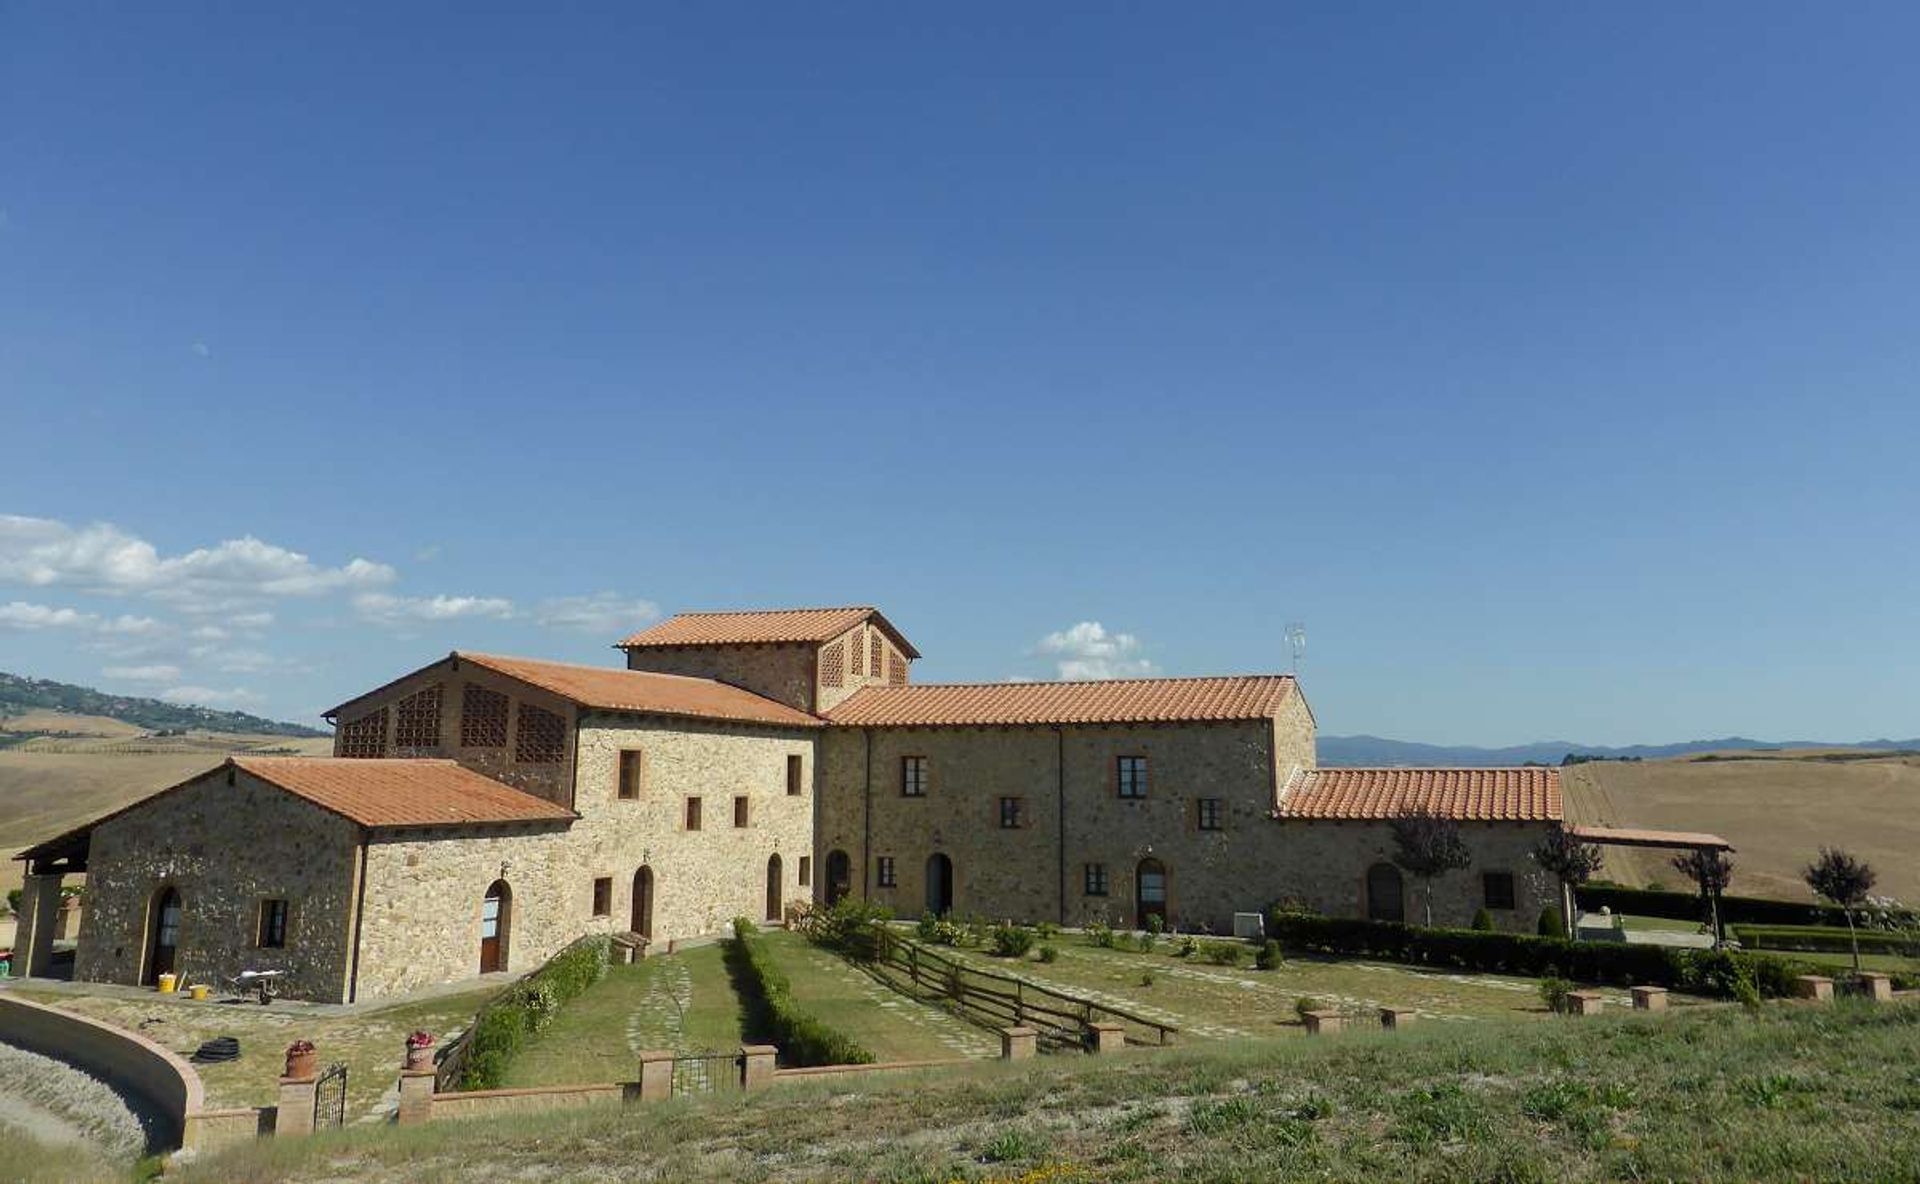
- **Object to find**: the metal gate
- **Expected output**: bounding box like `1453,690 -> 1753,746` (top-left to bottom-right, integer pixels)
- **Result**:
670,1051 -> 743,1096
313,1062 -> 349,1129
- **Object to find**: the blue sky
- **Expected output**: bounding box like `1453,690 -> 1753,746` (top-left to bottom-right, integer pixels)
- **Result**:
3,4 -> 1918,744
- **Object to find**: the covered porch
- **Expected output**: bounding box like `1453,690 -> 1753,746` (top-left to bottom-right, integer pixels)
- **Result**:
12,824 -> 91,980
1566,825 -> 1736,946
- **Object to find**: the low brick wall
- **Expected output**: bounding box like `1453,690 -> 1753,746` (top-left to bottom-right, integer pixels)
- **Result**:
429,1081 -> 630,1120
191,1106 -> 272,1152
0,993 -> 233,1153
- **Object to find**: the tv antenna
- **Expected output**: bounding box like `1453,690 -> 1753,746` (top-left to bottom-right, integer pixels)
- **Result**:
1284,622 -> 1307,675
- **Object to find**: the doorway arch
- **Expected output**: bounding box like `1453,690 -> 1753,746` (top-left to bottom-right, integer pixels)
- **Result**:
766,854 -> 784,922
143,886 -> 181,986
1366,863 -> 1405,923
824,850 -> 852,906
925,853 -> 953,917
1135,858 -> 1167,931
480,880 -> 512,973
632,866 -> 654,938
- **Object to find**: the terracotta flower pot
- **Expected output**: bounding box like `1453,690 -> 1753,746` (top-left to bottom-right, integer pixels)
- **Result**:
404,1045 -> 433,1072
284,1047 -> 317,1080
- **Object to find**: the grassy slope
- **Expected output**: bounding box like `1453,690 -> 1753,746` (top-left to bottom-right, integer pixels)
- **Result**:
753,929 -> 995,1062
0,1123 -> 126,1184
1561,754 -> 1920,901
181,1000 -> 1920,1183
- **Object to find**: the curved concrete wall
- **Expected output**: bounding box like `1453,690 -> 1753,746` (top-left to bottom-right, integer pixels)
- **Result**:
0,993 -> 206,1151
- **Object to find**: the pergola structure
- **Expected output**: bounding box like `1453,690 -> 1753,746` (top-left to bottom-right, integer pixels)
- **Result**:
1567,824 -> 1736,943
13,825 -> 91,979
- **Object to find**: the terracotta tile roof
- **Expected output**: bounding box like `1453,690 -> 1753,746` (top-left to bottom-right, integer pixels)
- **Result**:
457,653 -> 823,728
234,757 -> 576,829
617,607 -> 921,658
824,675 -> 1298,728
1278,767 -> 1562,822
1566,824 -> 1734,852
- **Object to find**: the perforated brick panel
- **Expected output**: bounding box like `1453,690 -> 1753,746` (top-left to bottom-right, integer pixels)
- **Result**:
393,684 -> 443,750
514,703 -> 568,764
821,641 -> 844,688
461,684 -> 509,748
337,708 -> 387,759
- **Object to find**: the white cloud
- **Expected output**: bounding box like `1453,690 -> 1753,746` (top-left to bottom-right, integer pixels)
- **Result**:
0,515 -> 395,610
102,664 -> 182,683
534,592 -> 660,635
353,592 -> 515,626
160,685 -> 264,709
1035,621 -> 1156,681
0,600 -> 161,636
190,342 -> 211,358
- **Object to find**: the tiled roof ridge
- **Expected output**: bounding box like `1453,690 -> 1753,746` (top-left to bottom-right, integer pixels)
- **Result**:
872,673 -> 1293,691
654,605 -> 875,618
459,651 -> 718,685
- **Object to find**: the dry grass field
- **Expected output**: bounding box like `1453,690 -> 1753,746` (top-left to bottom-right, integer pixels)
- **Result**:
1561,751 -> 1920,903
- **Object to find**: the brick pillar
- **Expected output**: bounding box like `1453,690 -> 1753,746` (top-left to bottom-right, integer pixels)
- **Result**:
1857,972 -> 1894,1003
395,1071 -> 435,1126
276,1077 -> 318,1137
1792,975 -> 1833,1002
637,1049 -> 674,1101
1000,1027 -> 1037,1061
1630,986 -> 1668,1012
1087,1023 -> 1126,1054
1567,991 -> 1605,1016
1378,1007 -> 1416,1030
740,1045 -> 777,1091
1302,1010 -> 1343,1036
14,873 -> 64,978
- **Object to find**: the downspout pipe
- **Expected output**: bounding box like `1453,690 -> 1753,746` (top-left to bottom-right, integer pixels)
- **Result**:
346,835 -> 370,1003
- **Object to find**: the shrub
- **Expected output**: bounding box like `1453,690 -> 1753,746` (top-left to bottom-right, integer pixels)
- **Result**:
916,912 -> 940,942
1202,940 -> 1246,967
1037,944 -> 1059,963
1575,884 -> 1914,929
1471,908 -> 1495,932
1537,906 -> 1565,937
1294,996 -> 1323,1022
730,918 -> 873,1066
1084,921 -> 1115,949
1174,935 -> 1200,958
990,924 -> 1036,958
1035,922 -> 1061,941
1255,940 -> 1284,970
1732,924 -> 1920,958
1146,913 -> 1166,935
1139,932 -> 1158,955
799,897 -> 893,960
1110,932 -> 1137,953
1538,976 -> 1573,1014
1139,970 -> 1156,988
457,934 -> 612,1090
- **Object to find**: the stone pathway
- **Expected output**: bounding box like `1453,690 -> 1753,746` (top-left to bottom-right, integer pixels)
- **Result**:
624,959 -> 698,1055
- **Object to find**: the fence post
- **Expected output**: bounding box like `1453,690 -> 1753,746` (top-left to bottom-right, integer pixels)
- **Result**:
637,1050 -> 675,1101
740,1045 -> 777,1091
396,1067 -> 435,1126
1001,1026 -> 1037,1060
1088,1023 -> 1126,1054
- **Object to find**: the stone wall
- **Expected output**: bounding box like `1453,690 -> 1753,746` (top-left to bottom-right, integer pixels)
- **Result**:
328,657 -> 580,807
1266,820 -> 1560,932
622,644 -> 820,713
76,768 -> 361,1001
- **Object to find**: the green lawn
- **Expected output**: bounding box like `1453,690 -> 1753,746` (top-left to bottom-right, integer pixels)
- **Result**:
178,999 -> 1920,1183
753,929 -> 996,1062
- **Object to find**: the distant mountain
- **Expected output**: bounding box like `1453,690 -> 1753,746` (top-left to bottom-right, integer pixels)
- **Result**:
0,672 -> 327,738
1318,734 -> 1920,768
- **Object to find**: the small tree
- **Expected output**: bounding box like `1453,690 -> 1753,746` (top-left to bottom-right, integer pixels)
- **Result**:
1671,848 -> 1735,944
1803,847 -> 1876,975
1533,826 -> 1605,939
1390,809 -> 1473,927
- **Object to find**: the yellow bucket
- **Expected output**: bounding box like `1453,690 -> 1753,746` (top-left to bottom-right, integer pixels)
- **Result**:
157,973 -> 177,994
188,984 -> 210,1001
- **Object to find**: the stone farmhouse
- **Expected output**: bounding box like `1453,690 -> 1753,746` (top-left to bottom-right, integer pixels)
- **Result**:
17,606 -> 1579,1003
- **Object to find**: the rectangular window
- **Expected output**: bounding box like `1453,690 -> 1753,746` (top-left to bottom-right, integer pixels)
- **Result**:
1484,871 -> 1516,911
1117,755 -> 1149,799
1197,798 -> 1224,831
998,796 -> 1025,829
256,899 -> 288,948
877,856 -> 896,887
617,750 -> 644,800
786,753 -> 803,796
592,877 -> 612,917
1084,864 -> 1108,896
901,756 -> 928,797
798,856 -> 812,887
685,796 -> 702,831
734,795 -> 751,828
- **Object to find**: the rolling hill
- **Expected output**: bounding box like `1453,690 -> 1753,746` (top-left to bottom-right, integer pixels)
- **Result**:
0,671 -> 327,739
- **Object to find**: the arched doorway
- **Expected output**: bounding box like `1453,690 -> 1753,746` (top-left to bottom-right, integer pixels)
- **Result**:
632,866 -> 654,938
143,886 -> 181,985
825,850 -> 852,906
1366,863 -> 1405,923
925,853 -> 953,917
1135,859 -> 1167,931
766,854 -> 783,922
480,880 -> 512,973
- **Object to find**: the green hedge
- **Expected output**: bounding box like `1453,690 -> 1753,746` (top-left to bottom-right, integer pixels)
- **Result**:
730,919 -> 873,1067
1267,912 -> 1918,997
1733,924 -> 1920,958
1576,884 -> 1913,929
457,934 -> 612,1090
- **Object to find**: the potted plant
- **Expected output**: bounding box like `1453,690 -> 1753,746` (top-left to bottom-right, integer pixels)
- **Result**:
284,1039 -> 317,1081
404,1030 -> 435,1072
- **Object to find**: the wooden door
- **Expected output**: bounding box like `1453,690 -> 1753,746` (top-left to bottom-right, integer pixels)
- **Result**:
925,853 -> 953,917
1366,863 -> 1405,923
480,881 -> 510,973
765,855 -> 783,922
145,887 -> 181,984
632,866 -> 654,937
825,850 -> 852,906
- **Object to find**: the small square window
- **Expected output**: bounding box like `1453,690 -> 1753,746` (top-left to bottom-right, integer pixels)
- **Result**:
685,796 -> 703,831
1117,755 -> 1148,799
1484,871 -> 1516,911
786,753 -> 804,796
592,877 -> 612,917
901,756 -> 927,797
1197,798 -> 1224,831
617,750 -> 644,800
1084,864 -> 1108,896
877,856 -> 897,887
998,796 -> 1025,829
257,899 -> 288,948
798,856 -> 812,887
734,795 -> 751,828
